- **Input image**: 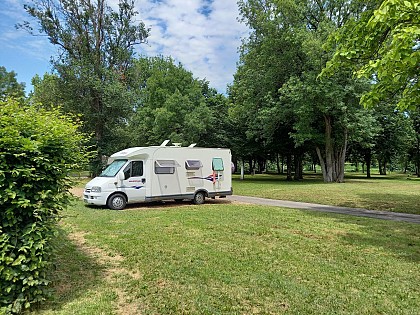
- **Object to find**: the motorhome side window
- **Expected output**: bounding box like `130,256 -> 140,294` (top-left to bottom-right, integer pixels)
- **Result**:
212,157 -> 224,171
155,160 -> 179,174
123,161 -> 143,179
185,160 -> 202,170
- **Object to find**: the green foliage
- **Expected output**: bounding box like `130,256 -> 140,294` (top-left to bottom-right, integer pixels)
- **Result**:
20,0 -> 149,174
29,74 -> 63,109
232,0 -> 372,182
127,56 -> 230,148
323,0 -> 420,109
0,66 -> 25,101
0,99 -> 89,314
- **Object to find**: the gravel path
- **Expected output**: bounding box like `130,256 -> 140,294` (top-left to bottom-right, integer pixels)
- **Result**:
228,195 -> 420,224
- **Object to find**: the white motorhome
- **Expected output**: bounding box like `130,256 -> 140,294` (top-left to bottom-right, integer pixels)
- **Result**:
83,141 -> 232,210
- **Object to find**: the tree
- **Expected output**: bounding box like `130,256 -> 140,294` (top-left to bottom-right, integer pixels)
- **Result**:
280,72 -> 371,182
29,73 -> 63,108
230,0 -> 310,179
372,104 -> 415,174
0,66 -> 25,101
127,56 -> 230,148
233,0 -> 372,182
323,0 -> 420,110
20,0 -> 149,174
407,108 -> 420,176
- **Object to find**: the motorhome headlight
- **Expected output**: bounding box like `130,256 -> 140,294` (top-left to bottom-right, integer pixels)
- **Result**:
91,186 -> 101,193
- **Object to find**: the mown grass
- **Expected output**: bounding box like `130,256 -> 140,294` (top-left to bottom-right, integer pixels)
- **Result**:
233,173 -> 420,214
32,198 -> 420,315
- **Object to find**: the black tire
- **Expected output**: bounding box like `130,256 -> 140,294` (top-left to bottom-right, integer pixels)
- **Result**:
193,191 -> 206,205
107,193 -> 127,210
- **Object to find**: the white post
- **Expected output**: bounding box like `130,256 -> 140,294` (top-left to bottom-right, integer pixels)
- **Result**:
240,159 -> 245,180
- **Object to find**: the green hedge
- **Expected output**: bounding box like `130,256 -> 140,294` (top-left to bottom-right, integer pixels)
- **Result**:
0,99 -> 89,314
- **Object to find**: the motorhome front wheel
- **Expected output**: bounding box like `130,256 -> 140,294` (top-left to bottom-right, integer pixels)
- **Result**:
107,193 -> 127,210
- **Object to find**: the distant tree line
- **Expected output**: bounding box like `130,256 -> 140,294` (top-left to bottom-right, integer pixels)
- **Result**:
3,0 -> 420,181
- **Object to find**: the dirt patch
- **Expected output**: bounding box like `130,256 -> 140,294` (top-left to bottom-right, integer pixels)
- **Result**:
70,187 -> 84,199
65,226 -> 143,315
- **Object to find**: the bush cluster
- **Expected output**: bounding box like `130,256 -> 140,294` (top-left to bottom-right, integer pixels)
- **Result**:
0,99 -> 88,314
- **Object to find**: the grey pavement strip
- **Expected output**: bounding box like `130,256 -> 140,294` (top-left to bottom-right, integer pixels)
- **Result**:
228,195 -> 420,224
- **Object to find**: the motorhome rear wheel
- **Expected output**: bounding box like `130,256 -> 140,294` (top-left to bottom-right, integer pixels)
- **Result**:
193,191 -> 206,205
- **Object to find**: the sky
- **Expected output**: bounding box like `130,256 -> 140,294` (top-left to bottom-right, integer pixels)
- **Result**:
0,0 -> 249,94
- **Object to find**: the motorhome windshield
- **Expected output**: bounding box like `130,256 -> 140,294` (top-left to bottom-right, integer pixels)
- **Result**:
99,159 -> 127,177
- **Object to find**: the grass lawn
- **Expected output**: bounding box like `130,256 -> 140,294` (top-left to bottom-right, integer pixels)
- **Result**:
32,198 -> 420,314
233,173 -> 420,215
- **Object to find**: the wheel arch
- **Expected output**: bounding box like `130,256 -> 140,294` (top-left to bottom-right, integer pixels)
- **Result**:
194,189 -> 209,198
107,191 -> 128,204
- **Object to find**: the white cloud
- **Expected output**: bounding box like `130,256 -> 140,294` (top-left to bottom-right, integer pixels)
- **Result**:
136,0 -> 249,92
0,0 -> 249,93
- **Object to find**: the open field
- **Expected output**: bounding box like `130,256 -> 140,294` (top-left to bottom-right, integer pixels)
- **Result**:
32,195 -> 420,314
233,173 -> 420,215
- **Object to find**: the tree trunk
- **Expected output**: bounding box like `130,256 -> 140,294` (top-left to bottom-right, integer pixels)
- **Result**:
294,153 -> 303,180
336,129 -> 348,183
316,115 -> 347,183
257,158 -> 265,173
365,150 -> 372,178
276,154 -> 281,174
286,154 -> 293,181
378,159 -> 387,175
316,146 -> 327,181
248,159 -> 254,174
416,137 -> 420,177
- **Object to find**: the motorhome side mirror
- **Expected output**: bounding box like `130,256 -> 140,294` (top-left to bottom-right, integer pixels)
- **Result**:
118,172 -> 125,181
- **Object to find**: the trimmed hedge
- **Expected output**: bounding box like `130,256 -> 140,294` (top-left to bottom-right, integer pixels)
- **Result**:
0,99 -> 89,314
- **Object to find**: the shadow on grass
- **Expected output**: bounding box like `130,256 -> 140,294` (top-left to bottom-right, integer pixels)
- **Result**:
33,228 -> 107,312
233,173 -> 325,184
84,198 -> 231,212
303,210 -> 420,263
233,172 -> 417,183
334,192 -> 420,215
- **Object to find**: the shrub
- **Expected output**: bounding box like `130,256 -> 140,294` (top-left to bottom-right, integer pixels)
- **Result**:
0,99 -> 89,314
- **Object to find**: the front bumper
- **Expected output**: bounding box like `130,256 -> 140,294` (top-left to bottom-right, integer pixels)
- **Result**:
83,192 -> 107,206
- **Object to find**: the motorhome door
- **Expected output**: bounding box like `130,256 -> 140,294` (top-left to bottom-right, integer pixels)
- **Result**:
120,160 -> 146,202
154,159 -> 181,197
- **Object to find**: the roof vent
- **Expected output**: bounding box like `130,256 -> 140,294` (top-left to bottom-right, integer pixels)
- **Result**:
188,143 -> 197,148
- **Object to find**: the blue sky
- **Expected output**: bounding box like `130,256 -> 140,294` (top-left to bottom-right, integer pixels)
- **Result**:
0,0 -> 249,94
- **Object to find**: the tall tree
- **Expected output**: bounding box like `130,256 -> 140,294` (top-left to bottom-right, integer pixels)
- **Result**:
20,0 -> 149,174
372,104 -> 415,175
233,0 -> 373,182
0,66 -> 25,101
323,0 -> 420,110
407,108 -> 420,176
230,0 -> 308,179
127,56 -> 229,148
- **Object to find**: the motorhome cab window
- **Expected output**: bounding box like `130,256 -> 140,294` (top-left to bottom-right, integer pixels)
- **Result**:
123,161 -> 143,179
212,157 -> 224,171
155,160 -> 179,174
185,160 -> 202,170
100,159 -> 127,177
